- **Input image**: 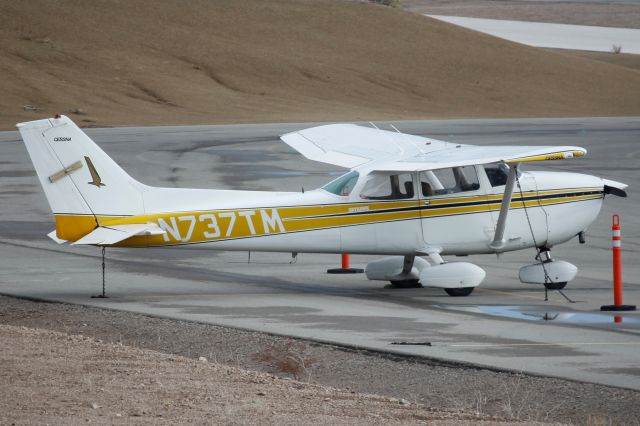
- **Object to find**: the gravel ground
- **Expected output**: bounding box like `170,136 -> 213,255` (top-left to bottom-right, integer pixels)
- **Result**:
1,295 -> 638,425
2,324 -> 524,425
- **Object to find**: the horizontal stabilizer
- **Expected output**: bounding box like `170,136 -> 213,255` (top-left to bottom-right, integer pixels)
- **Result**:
47,230 -> 68,244
72,223 -> 166,246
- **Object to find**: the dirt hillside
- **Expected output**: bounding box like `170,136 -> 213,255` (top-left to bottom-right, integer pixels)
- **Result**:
1,0 -> 639,129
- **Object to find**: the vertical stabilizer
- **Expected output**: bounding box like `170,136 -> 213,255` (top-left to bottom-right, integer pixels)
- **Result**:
18,115 -> 147,239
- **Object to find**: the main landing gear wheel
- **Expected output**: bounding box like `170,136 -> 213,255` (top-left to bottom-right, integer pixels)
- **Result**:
385,279 -> 423,289
543,281 -> 567,290
444,287 -> 474,297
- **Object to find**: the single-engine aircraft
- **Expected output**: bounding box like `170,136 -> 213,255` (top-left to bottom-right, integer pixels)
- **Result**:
18,116 -> 627,296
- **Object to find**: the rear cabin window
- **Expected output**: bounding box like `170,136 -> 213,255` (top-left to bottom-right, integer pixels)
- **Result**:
360,173 -> 415,200
419,166 -> 479,197
322,171 -> 359,196
483,163 -> 519,187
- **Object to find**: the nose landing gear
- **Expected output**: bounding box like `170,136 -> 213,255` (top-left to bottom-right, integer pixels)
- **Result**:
519,248 -> 577,290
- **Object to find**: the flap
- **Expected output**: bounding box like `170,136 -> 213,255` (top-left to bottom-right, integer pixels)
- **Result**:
375,145 -> 586,171
72,223 -> 166,246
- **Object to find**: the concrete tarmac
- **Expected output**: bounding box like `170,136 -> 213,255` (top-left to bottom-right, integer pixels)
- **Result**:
1,117 -> 639,390
427,15 -> 640,53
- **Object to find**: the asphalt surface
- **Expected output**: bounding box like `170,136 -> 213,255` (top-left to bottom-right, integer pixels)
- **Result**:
1,117 -> 639,390
427,15 -> 640,53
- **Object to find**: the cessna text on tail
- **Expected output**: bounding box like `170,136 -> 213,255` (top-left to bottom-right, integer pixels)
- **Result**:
18,116 -> 627,296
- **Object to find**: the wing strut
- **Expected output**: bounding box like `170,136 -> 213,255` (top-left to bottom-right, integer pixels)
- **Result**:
489,163 -> 519,251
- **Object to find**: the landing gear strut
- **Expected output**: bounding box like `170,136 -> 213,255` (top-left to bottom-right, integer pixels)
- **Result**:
385,255 -> 423,288
536,249 -> 567,290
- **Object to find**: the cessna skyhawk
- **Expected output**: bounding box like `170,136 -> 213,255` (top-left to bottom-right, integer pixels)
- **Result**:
18,116 -> 627,296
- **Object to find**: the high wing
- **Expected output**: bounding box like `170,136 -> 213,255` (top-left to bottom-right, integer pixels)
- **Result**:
281,124 -> 586,170
281,124 -> 451,168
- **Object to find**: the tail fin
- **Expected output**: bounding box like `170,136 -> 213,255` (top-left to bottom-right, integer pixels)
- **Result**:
18,115 -> 147,238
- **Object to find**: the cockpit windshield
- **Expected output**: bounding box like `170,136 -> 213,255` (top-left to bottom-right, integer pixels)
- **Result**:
322,171 -> 359,196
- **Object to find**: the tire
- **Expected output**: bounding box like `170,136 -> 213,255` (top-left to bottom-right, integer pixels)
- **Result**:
444,287 -> 475,297
388,279 -> 422,288
544,281 -> 567,290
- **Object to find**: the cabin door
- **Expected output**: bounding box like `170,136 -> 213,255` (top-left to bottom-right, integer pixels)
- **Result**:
356,171 -> 422,253
418,166 -> 495,254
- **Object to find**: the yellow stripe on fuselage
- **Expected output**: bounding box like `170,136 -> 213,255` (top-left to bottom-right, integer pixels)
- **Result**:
53,187 -> 602,246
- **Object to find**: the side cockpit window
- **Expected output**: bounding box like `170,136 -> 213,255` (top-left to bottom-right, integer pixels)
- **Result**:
419,166 -> 479,197
322,171 -> 359,196
360,172 -> 414,200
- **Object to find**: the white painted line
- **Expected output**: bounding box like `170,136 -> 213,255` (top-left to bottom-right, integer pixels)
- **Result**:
427,15 -> 640,54
451,342 -> 640,348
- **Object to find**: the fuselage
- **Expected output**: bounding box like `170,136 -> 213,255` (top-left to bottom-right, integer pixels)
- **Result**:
54,166 -> 606,256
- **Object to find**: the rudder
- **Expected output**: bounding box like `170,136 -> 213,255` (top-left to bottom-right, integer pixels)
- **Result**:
18,115 -> 147,239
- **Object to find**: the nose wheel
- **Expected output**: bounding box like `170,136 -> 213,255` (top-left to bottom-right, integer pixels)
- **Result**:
543,281 -> 567,290
520,248 -> 577,288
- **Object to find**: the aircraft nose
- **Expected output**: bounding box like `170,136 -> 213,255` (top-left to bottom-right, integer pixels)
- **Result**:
530,171 -> 606,247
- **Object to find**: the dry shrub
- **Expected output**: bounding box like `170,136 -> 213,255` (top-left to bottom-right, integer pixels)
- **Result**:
586,415 -> 613,426
612,44 -> 622,54
254,341 -> 316,381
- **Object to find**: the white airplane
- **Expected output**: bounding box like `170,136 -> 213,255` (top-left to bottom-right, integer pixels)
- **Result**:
18,115 -> 627,296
